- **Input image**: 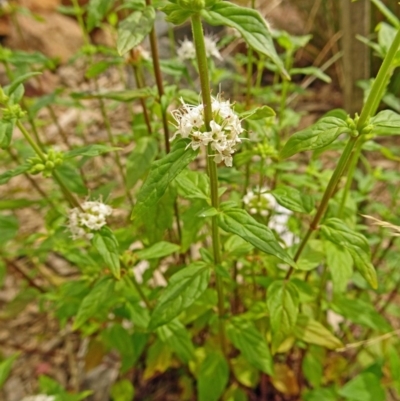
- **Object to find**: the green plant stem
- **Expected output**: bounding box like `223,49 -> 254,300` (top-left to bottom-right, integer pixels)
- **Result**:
132,63 -> 153,135
71,0 -> 90,46
17,120 -> 81,209
287,27 -> 400,275
285,136 -> 359,279
245,47 -> 254,108
145,0 -> 170,153
338,142 -> 363,218
143,0 -> 183,243
191,13 -> 228,356
70,0 -> 133,207
126,268 -> 152,309
338,28 -> 400,214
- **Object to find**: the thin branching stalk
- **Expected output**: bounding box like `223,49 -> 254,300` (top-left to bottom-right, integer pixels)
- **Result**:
6,148 -> 57,209
17,120 -> 81,209
191,12 -> 228,357
130,56 -> 153,135
286,27 -> 400,276
145,0 -> 170,153
71,0 -> 134,207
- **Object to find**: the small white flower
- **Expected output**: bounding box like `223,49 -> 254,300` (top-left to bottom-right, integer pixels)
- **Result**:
243,188 -> 295,246
177,36 -> 222,62
67,200 -> 112,240
204,36 -> 222,61
170,93 -> 243,167
177,39 -> 196,62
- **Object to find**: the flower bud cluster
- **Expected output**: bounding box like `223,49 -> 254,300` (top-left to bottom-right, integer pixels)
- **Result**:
28,148 -> 64,177
177,36 -> 222,62
67,200 -> 113,240
171,94 -> 243,167
2,104 -> 26,121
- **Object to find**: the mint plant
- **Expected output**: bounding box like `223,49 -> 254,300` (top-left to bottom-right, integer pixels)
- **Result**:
1,0 -> 400,400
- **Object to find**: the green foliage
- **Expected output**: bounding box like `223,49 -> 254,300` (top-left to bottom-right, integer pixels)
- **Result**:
92,227 -> 121,279
117,7 -> 156,56
227,318 -> 274,375
1,1 -> 400,400
280,117 -> 351,159
198,352 -> 229,401
0,354 -> 19,389
131,140 -> 198,221
149,262 -> 210,329
321,218 -> 377,289
267,279 -> 299,352
201,2 -> 288,77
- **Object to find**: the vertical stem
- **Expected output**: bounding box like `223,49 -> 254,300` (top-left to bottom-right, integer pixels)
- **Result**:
245,47 -> 254,108
338,28 -> 400,212
132,63 -> 153,135
145,0 -> 170,153
143,0 -> 183,242
286,26 -> 400,273
191,13 -> 227,356
286,135 -> 359,279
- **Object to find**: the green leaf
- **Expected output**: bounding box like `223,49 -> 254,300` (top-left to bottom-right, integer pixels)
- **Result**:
271,185 -> 314,213
135,241 -> 180,260
331,296 -> 391,332
72,87 -> 155,102
149,262 -> 210,329
87,0 -> 114,32
126,137 -> 158,189
73,277 -> 114,329
5,72 -> 41,96
64,144 -> 120,159
371,110 -> 400,136
227,317 -> 273,375
302,347 -> 323,388
56,163 -> 88,195
198,352 -> 229,401
0,353 -> 19,389
294,315 -> 343,350
324,241 -> 353,293
0,120 -> 15,149
175,169 -> 210,201
0,214 -> 18,243
117,7 -> 156,55
157,320 -> 194,363
218,204 -> 295,266
267,280 -> 299,352
338,372 -> 385,401
131,140 -> 198,221
92,226 -> 121,279
201,2 -> 288,78
321,218 -> 377,289
280,117 -> 351,159
296,240 -> 325,271
290,67 -> 331,83
240,105 -> 276,120
0,164 -> 30,185
110,379 -> 135,401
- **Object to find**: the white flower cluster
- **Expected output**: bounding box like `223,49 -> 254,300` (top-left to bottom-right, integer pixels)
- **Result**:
171,94 -> 243,167
67,200 -> 112,240
243,188 -> 294,245
21,396 -> 55,401
177,36 -> 222,62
